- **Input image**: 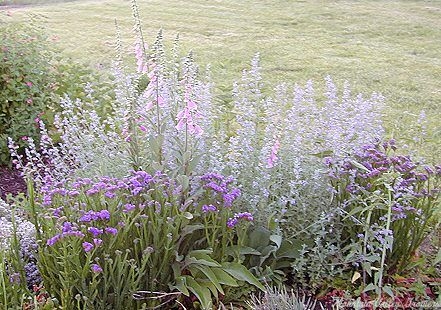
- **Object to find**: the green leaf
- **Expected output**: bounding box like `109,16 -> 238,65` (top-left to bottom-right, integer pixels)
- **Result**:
211,268 -> 239,287
201,279 -> 219,300
177,174 -> 190,192
269,234 -> 282,248
172,276 -> 189,296
184,276 -> 213,310
382,285 -> 394,298
182,211 -> 193,220
349,160 -> 370,172
247,226 -> 271,249
277,239 -> 302,259
221,262 -> 265,291
186,256 -> 220,268
189,264 -> 224,295
362,283 -> 377,293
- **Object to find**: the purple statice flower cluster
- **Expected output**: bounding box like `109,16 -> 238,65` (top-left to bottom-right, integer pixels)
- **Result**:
227,212 -> 254,228
40,171 -> 158,209
200,173 -> 241,208
79,210 -> 111,222
46,222 -> 85,246
328,139 -> 440,221
201,204 -> 218,213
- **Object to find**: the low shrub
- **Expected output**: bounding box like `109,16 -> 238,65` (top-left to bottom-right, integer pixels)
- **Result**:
0,22 -> 55,165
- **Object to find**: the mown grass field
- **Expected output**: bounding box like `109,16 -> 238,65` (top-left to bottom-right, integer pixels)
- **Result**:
1,0 -> 440,161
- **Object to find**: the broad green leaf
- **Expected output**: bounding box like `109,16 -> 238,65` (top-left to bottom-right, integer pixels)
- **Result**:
310,150 -> 334,157
184,276 -> 213,310
189,249 -> 214,256
200,279 -> 219,300
269,234 -> 282,248
186,256 -> 221,268
190,264 -> 225,295
177,175 -> 190,192
247,226 -> 271,249
212,268 -> 239,287
173,276 -> 189,296
222,262 -> 265,291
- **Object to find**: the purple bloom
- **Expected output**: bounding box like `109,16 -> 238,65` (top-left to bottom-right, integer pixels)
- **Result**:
79,212 -> 94,222
93,238 -> 103,247
205,182 -> 225,193
68,190 -> 80,197
62,222 -> 73,233
52,207 -> 63,217
82,242 -> 94,252
123,204 -> 136,213
91,264 -> 103,273
47,234 -> 61,246
104,227 -> 118,235
86,188 -> 99,196
105,191 -> 116,199
201,204 -> 218,213
88,227 -> 103,237
235,212 -> 254,222
227,218 -> 238,228
98,210 -> 111,221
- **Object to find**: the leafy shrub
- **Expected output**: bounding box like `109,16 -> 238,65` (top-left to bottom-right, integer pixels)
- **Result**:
0,16 -> 117,166
0,22 -> 55,165
8,24 -> 389,303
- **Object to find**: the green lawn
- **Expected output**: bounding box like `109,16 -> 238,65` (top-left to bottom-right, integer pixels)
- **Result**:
1,0 -> 440,160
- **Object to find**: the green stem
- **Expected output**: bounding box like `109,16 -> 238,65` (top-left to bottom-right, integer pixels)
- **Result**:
378,190 -> 393,289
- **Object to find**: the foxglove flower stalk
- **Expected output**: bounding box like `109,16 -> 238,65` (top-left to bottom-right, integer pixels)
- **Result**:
266,137 -> 280,169
175,83 -> 203,136
134,39 -> 149,74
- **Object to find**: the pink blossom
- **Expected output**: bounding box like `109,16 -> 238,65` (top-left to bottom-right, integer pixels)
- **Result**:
175,84 -> 203,136
134,40 -> 149,73
267,138 -> 280,168
26,81 -> 33,87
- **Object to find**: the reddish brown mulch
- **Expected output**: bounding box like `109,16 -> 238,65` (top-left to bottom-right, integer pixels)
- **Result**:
0,166 -> 26,200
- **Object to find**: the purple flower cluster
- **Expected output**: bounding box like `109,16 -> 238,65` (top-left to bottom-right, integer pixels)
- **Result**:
201,204 -> 218,213
79,210 -> 111,222
40,171 -> 158,208
200,173 -> 241,208
328,140 -> 440,220
46,221 -> 85,246
227,212 -> 254,228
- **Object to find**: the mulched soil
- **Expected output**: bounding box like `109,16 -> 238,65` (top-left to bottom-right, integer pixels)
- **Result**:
0,165 -> 26,200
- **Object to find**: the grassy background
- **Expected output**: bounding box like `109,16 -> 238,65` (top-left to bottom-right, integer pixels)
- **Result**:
1,0 -> 440,161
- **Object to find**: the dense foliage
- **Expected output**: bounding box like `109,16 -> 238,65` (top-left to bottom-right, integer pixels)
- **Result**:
1,4 -> 440,309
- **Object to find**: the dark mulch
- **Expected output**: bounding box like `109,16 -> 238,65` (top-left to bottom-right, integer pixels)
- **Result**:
0,165 -> 26,200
